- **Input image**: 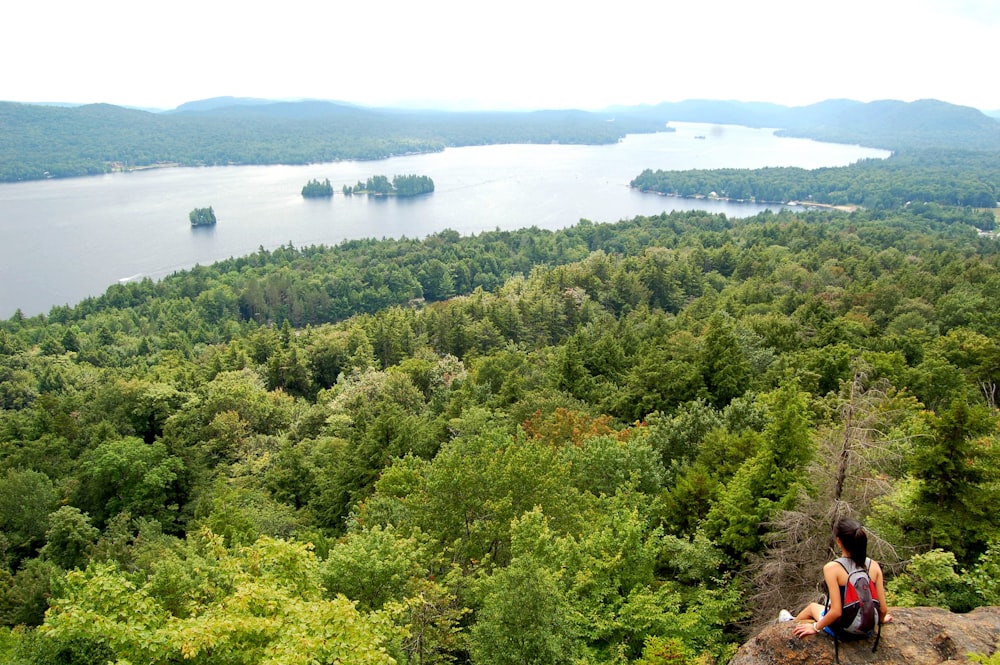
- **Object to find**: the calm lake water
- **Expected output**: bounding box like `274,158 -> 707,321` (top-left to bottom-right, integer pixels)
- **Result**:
0,123 -> 889,317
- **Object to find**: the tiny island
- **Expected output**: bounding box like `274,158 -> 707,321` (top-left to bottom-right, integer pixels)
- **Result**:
343,174 -> 434,197
189,206 -> 217,226
301,178 -> 334,198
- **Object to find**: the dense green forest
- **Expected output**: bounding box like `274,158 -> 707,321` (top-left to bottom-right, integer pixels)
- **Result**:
631,149 -> 1000,211
3,205 -> 1000,664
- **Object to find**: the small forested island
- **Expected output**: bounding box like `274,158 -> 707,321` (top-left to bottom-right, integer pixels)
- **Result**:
188,206 -> 217,226
301,178 -> 334,198
343,173 -> 434,197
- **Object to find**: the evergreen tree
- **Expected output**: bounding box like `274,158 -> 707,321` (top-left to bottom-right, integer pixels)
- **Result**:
905,396 -> 998,562
703,381 -> 813,559
699,313 -> 754,409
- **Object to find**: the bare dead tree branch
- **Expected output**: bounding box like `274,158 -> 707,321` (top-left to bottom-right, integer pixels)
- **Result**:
745,360 -> 914,633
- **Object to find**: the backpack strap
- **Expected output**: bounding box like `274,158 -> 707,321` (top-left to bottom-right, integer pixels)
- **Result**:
834,556 -> 858,575
830,561 -> 845,664
867,557 -> 883,653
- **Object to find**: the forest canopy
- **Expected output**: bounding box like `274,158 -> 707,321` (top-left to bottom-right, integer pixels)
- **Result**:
3,204 -> 1000,664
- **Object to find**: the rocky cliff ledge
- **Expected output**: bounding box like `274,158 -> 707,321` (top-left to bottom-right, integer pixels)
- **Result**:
729,607 -> 1000,665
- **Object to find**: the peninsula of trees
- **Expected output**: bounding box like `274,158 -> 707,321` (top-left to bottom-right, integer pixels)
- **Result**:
188,206 -> 216,226
343,174 -> 435,197
301,178 -> 334,198
630,149 -> 1000,210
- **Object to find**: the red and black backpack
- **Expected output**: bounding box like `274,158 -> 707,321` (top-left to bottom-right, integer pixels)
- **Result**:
826,556 -> 882,662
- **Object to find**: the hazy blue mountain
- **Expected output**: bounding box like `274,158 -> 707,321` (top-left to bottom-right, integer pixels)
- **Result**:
170,96 -> 281,113
607,99 -> 794,127
170,97 -> 372,117
774,98 -> 1000,150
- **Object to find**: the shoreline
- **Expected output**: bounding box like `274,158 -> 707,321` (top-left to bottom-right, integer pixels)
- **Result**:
639,189 -> 860,212
108,161 -> 182,174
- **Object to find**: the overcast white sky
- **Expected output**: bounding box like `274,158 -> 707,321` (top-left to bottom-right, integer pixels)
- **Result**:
4,0 -> 998,111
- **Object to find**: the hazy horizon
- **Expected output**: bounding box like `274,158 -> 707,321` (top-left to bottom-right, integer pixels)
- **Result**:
4,0 -> 998,114
7,94 -> 1000,116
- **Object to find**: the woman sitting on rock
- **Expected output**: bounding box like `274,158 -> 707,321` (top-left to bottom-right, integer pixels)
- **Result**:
783,517 -> 893,639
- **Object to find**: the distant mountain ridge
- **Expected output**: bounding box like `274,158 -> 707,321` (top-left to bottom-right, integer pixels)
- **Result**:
1,96 -> 998,182
615,98 -> 1000,151
169,96 -> 369,117
170,96 -> 280,113
167,96 -> 1000,151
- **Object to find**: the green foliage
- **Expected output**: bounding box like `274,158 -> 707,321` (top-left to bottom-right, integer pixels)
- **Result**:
393,174 -> 435,197
344,174 -> 435,197
40,507 -> 99,571
468,545 -> 578,665
194,480 -> 301,547
887,549 -> 978,612
703,382 -> 814,557
887,539 -> 1000,618
631,150 -> 1000,214
322,525 -> 430,611
40,531 -> 397,665
966,539 -> 1000,606
74,437 -> 184,529
188,206 -> 217,226
0,558 -> 62,627
383,424 -> 580,567
301,178 -> 334,198
562,433 -> 665,497
699,313 -> 754,408
0,469 -> 56,562
391,577 -> 468,665
897,398 -> 1000,562
970,654 -> 1000,665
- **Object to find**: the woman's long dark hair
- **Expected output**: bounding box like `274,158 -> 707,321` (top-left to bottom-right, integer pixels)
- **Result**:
834,518 -> 868,567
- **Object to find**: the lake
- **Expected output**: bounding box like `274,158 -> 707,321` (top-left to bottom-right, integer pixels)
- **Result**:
0,123 -> 889,317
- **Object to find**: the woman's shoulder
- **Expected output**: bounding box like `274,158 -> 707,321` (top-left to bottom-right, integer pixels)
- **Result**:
822,560 -> 845,577
823,558 -> 858,582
